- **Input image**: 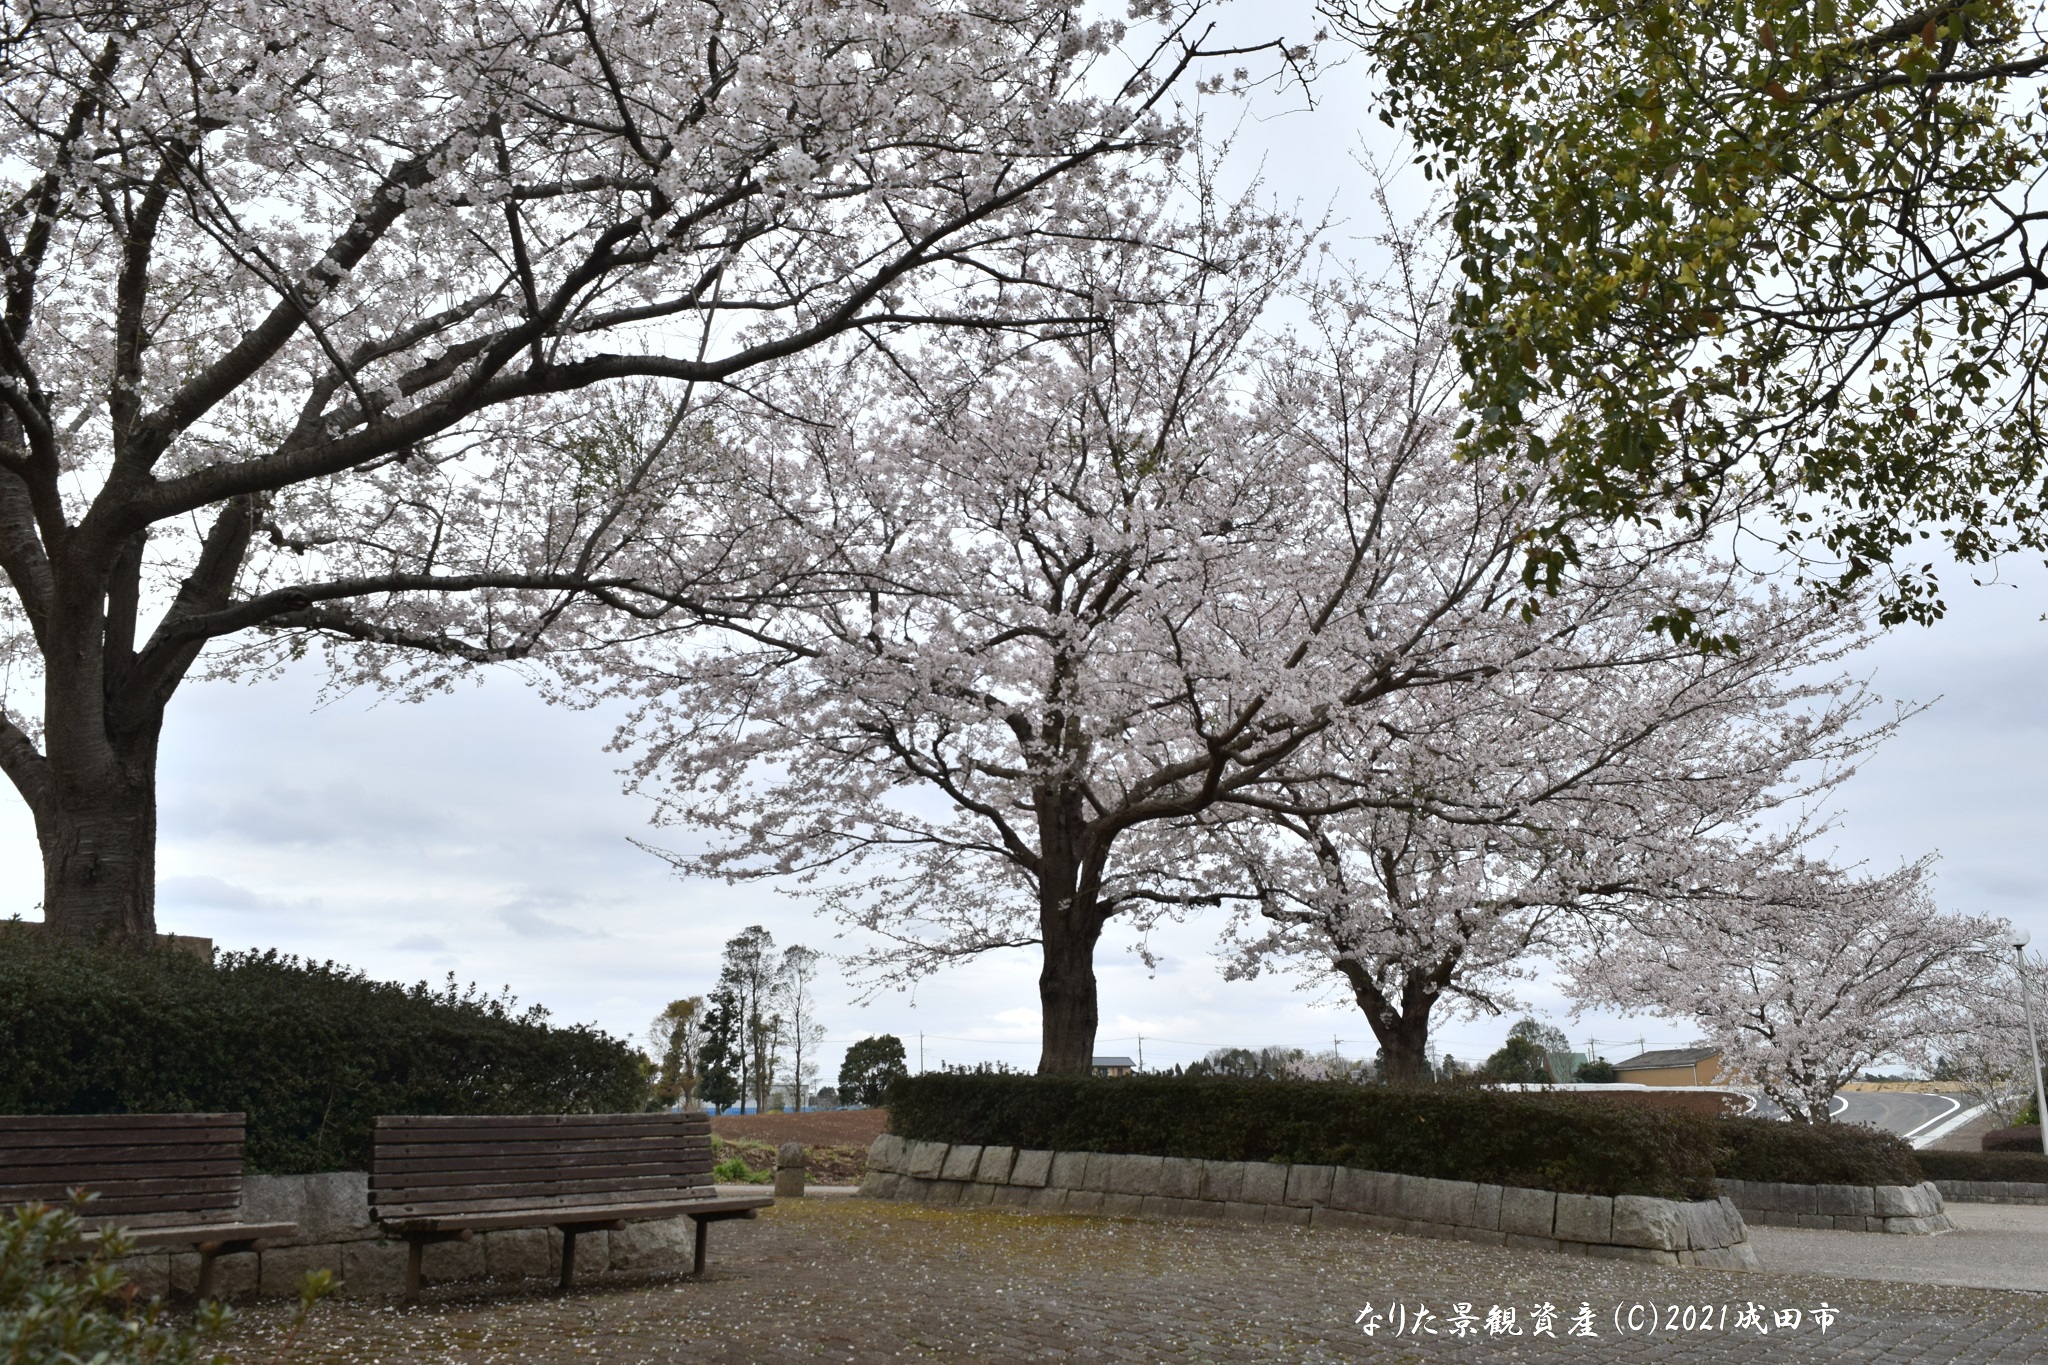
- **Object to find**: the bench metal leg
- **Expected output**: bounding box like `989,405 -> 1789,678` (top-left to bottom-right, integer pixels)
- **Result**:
405,1237 -> 424,1305
558,1228 -> 578,1292
196,1248 -> 218,1301
692,1217 -> 709,1277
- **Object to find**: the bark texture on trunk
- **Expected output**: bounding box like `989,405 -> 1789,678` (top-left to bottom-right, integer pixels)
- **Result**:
1037,909 -> 1105,1075
1336,954 -> 1449,1085
37,747 -> 160,943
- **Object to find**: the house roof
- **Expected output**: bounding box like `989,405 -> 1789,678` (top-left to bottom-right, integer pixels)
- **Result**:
1612,1047 -> 1719,1070
1091,1056 -> 1135,1068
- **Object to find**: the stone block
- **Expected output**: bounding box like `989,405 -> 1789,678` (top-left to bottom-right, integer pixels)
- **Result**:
993,1185 -> 1033,1209
1816,1184 -> 1874,1217
939,1145 -> 983,1181
1064,1190 -> 1104,1214
1330,1168 -> 1396,1215
774,1167 -> 806,1199
1387,1174 -> 1434,1221
1830,1215 -> 1869,1231
1553,1194 -> 1613,1245
421,1235 -> 486,1286
1503,1233 -> 1559,1254
1692,1242 -> 1762,1270
1310,1207 -> 1375,1234
924,1181 -> 964,1206
303,1172 -> 373,1243
117,1253 -> 172,1301
1223,1201 -> 1267,1223
259,1243 -> 341,1297
1793,1213 -> 1832,1230
1180,1198 -> 1225,1220
1499,1186 -> 1557,1239
611,1218 -> 691,1272
1025,1187 -> 1069,1214
1049,1151 -> 1090,1190
1418,1178 -> 1478,1229
1451,1225 -> 1506,1247
1111,1154 -> 1166,1197
1159,1157 -> 1202,1199
858,1171 -> 897,1200
905,1140 -> 949,1179
976,1146 -> 1017,1185
172,1250 -> 256,1299
960,1182 -> 997,1206
867,1133 -> 907,1173
1079,1152 -> 1118,1192
1470,1184 -> 1503,1233
240,1174 -> 307,1240
1284,1164 -> 1335,1208
1198,1160 -> 1244,1204
1554,1241 -> 1592,1257
894,1176 -> 934,1201
1267,1204 -> 1311,1227
341,1239 -> 408,1298
1772,1182 -> 1817,1215
1239,1161 -> 1289,1206
1610,1195 -> 1685,1252
1871,1183 -> 1915,1217
1010,1150 -> 1053,1188
1588,1243 -> 1680,1266
1139,1195 -> 1189,1220
482,1227 -> 554,1280
1678,1199 -> 1728,1250
1101,1192 -> 1144,1218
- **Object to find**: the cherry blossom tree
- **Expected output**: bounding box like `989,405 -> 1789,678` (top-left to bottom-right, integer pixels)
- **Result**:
1917,949 -> 2048,1126
1564,861 -> 2003,1121
1209,563 -> 1889,1083
607,196 -> 1833,1073
0,0 -> 1268,942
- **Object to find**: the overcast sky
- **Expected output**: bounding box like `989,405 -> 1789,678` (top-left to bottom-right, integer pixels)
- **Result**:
5,6 -> 2044,1081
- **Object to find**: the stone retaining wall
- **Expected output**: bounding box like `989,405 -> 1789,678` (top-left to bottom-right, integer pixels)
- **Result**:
1715,1178 -> 1952,1233
112,1172 -> 699,1299
860,1136 -> 1758,1269
1934,1178 -> 2048,1206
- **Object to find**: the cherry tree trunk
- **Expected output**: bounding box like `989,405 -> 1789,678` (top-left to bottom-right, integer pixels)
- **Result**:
1038,911 -> 1105,1075
1336,958 -> 1441,1085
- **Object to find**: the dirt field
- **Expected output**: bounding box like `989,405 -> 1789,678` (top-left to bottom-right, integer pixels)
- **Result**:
708,1108 -> 889,1147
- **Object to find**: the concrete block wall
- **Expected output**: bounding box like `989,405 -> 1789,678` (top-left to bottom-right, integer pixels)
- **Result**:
1716,1178 -> 1954,1233
1933,1179 -> 2048,1206
111,1172 -> 700,1299
861,1136 -> 1759,1269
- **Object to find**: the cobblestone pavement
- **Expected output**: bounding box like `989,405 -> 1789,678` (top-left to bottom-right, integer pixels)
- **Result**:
229,1199 -> 2048,1364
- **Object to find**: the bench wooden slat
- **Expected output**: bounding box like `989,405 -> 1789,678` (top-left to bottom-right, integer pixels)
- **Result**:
373,1122 -> 705,1144
375,1147 -> 707,1170
375,1155 -> 709,1182
0,1131 -> 242,1152
1,1175 -> 241,1198
0,1140 -> 242,1162
0,1158 -> 245,1179
0,1115 -> 245,1131
379,1175 -> 712,1205
378,1113 -> 705,1129
382,1194 -> 766,1233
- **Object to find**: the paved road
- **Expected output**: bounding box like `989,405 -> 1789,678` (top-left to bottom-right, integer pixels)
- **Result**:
1833,1091 -> 1965,1142
1749,1203 -> 2048,1294
223,1198 -> 2048,1363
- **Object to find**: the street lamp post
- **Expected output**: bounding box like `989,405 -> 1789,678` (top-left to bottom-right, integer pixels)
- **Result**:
2013,930 -> 2048,1156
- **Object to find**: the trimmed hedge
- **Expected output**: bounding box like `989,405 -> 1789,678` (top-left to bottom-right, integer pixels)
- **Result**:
1916,1149 -> 2048,1184
1713,1115 -> 1921,1186
1983,1125 -> 2045,1153
885,1074 -> 1722,1199
0,931 -> 643,1173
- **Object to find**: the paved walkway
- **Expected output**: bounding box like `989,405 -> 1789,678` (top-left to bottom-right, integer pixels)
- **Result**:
226,1198 -> 2048,1363
1749,1203 -> 2048,1294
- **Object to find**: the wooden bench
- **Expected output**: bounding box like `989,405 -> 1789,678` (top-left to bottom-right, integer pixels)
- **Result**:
370,1112 -> 770,1301
0,1113 -> 296,1298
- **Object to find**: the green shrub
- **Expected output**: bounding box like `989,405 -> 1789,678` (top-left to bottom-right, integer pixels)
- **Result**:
885,1074 -> 1721,1199
1712,1116 -> 1922,1186
0,931 -> 643,1173
1,1200 -> 230,1363
1915,1149 -> 2048,1184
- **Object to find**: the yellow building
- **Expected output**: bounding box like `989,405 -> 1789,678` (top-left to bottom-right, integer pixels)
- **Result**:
1611,1046 -> 1722,1087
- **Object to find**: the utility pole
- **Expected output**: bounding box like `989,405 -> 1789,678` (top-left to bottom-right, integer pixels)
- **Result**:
919,1032 -> 924,1075
2012,931 -> 2047,1155
1137,1035 -> 1144,1071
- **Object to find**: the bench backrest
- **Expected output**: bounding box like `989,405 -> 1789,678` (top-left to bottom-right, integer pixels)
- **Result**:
0,1113 -> 249,1229
370,1112 -> 714,1222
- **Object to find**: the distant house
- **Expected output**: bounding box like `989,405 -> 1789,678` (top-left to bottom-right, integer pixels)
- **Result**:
1091,1056 -> 1135,1078
1611,1046 -> 1723,1087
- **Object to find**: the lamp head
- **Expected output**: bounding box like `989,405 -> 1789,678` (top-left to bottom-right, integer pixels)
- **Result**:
2014,928 -> 2033,951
